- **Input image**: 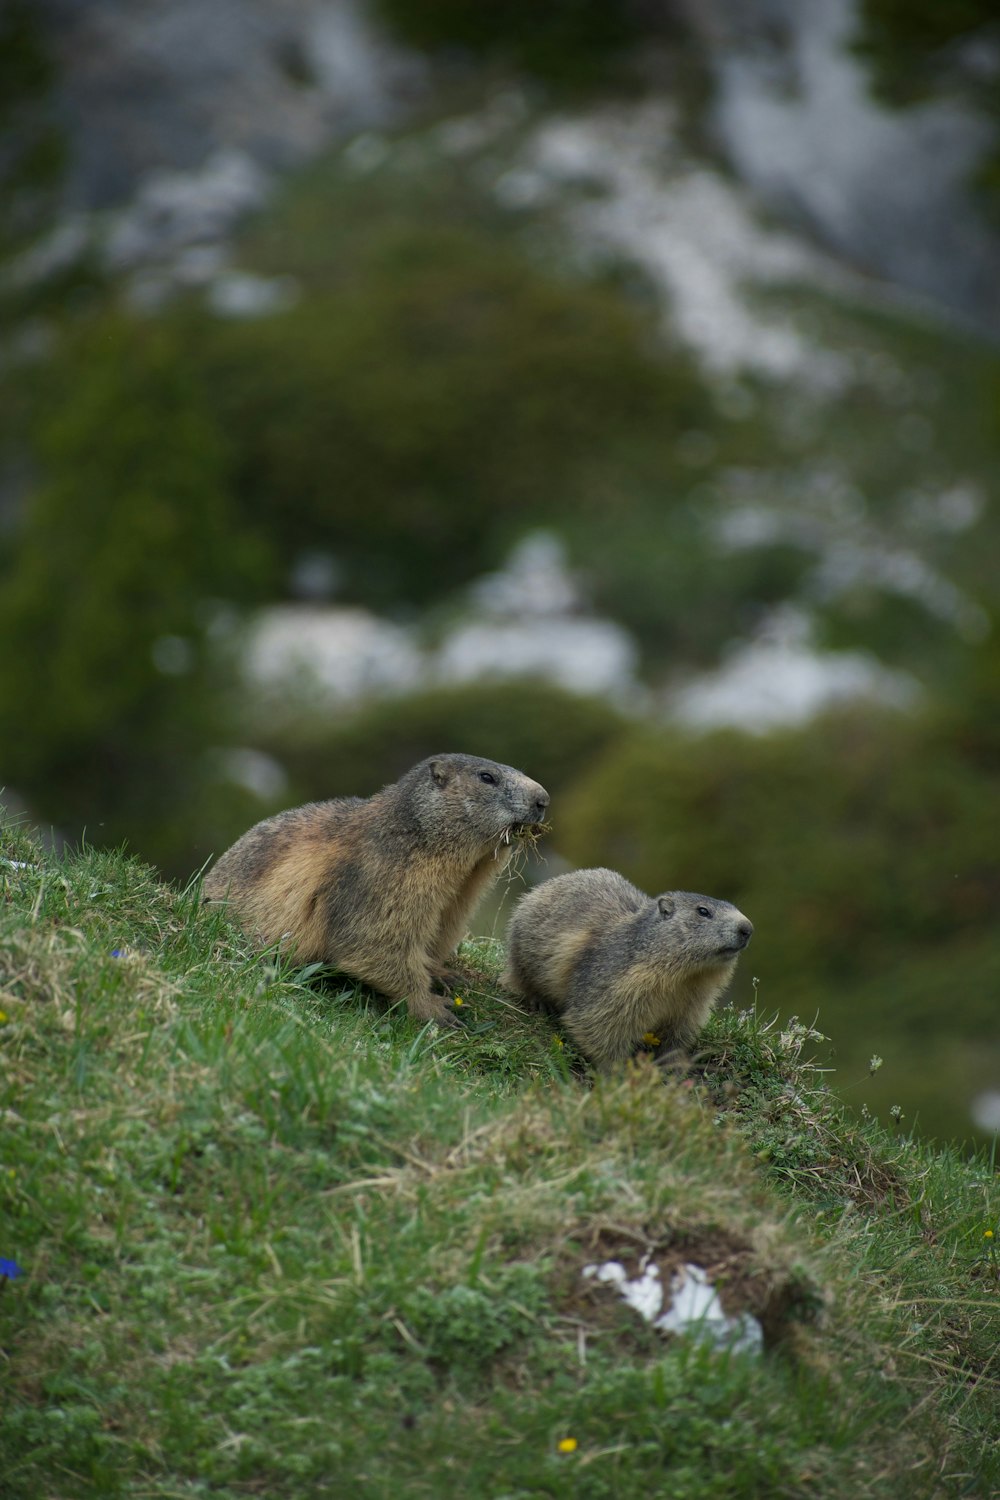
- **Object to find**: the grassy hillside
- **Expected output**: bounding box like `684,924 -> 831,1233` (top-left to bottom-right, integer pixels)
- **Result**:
2,77 -> 999,1156
1,820 -> 998,1498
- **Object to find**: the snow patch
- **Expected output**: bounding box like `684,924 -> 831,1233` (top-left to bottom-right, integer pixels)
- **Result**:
583,1257 -> 763,1355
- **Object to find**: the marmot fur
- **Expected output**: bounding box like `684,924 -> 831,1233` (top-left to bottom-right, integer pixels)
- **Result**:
504,867 -> 752,1070
204,752 -> 550,1025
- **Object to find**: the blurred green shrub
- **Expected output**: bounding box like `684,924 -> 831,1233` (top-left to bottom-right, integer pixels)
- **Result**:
255,679 -> 628,807
0,0 -> 65,266
568,503 -> 812,669
0,316 -> 262,871
560,707 -> 998,974
196,225 -> 704,606
854,0 -> 999,106
854,0 -> 1000,219
374,0 -> 658,87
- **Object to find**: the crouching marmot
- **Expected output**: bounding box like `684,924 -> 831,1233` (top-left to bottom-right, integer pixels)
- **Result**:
504,867 -> 752,1070
203,753 -> 550,1025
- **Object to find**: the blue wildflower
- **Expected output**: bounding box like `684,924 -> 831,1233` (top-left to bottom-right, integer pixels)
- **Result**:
0,1257 -> 23,1279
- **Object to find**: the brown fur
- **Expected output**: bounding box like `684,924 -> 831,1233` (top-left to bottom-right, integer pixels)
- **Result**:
204,753 -> 549,1024
504,867 -> 752,1070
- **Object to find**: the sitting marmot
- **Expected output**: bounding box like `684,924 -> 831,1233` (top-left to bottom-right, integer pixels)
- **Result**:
204,752 -> 550,1025
504,867 -> 752,1069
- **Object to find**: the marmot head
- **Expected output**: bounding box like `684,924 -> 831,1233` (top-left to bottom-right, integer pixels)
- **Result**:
650,892 -> 753,966
407,753 -> 550,850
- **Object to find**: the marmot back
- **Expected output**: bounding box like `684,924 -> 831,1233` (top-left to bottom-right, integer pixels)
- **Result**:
204,752 -> 550,1025
504,867 -> 752,1070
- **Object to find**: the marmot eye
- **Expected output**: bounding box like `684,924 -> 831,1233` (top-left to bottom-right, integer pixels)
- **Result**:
697,906 -> 712,918
479,771 -> 497,785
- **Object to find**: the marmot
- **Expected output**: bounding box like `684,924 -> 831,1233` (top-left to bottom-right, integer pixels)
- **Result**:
203,753 -> 550,1025
504,868 -> 752,1070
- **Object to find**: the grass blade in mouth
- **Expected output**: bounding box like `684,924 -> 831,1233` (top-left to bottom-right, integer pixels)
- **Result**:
512,821 -> 552,854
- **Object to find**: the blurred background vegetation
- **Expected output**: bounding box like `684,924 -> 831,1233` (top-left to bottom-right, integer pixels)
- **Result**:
1,0 -> 998,1146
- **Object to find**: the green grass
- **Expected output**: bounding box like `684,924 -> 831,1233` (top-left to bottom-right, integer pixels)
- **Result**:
1,822 -> 998,1498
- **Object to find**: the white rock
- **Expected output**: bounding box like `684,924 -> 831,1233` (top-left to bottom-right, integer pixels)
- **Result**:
669,606 -> 919,732
707,0 -> 1000,325
518,101 -> 851,387
436,532 -> 641,702
211,748 -> 288,802
714,472 -> 990,642
104,149 -> 269,269
970,1091 -> 1000,1134
207,271 -> 299,318
469,533 -> 580,617
244,605 -> 423,705
436,618 -> 637,702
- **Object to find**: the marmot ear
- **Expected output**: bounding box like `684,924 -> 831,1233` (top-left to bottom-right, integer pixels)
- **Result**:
657,896 -> 675,919
430,760 -> 449,788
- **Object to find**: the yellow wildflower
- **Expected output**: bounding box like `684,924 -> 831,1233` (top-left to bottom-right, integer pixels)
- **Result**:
642,1032 -> 661,1047
557,1437 -> 577,1454
985,1230 -> 995,1240
0,1011 -> 7,1024
453,996 -> 463,1006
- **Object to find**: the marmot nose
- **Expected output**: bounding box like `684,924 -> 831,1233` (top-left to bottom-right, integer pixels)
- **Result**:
533,788 -> 550,816
736,920 -> 753,947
